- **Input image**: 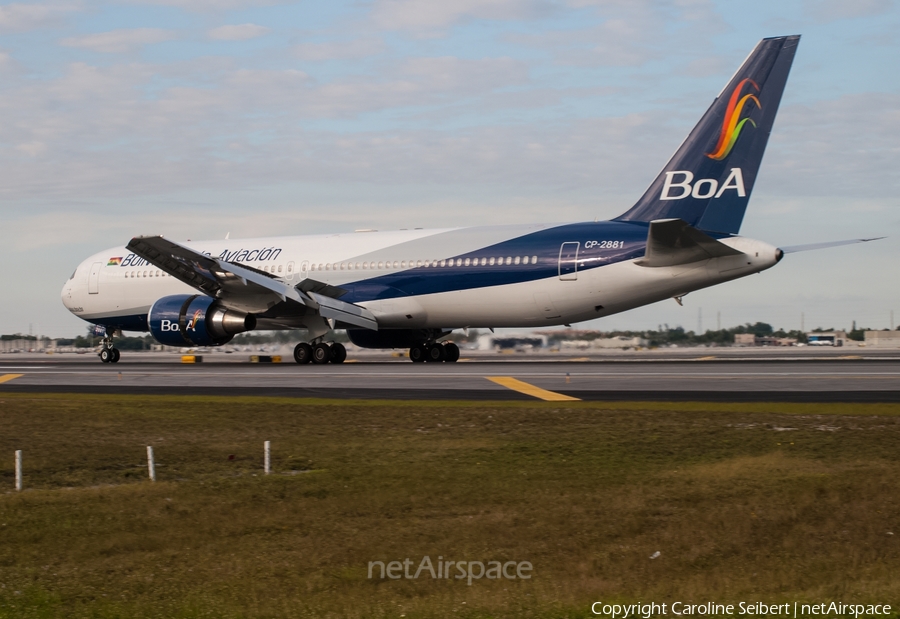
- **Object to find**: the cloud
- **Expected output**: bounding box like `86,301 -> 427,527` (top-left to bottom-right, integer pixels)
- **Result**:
117,0 -> 281,10
208,23 -> 270,41
762,93 -> 900,198
294,38 -> 387,61
370,0 -> 555,35
803,0 -> 893,22
60,28 -> 176,53
506,0 -> 725,68
0,3 -> 79,32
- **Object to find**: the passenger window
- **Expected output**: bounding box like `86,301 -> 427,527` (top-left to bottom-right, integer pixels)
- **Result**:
489,257 -> 495,265
505,257 -> 512,265
514,256 -> 521,265
531,255 -> 538,263
378,261 -> 384,269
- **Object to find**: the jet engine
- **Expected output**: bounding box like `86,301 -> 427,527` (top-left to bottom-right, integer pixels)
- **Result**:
148,294 -> 256,347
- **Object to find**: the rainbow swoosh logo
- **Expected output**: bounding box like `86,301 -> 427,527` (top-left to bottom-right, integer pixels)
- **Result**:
188,310 -> 203,330
706,78 -> 760,161
107,257 -> 122,266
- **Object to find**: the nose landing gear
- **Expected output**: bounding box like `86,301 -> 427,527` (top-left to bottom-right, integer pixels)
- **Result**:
98,334 -> 121,364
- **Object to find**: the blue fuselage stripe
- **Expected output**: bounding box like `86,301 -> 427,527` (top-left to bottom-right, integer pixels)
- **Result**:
340,221 -> 649,302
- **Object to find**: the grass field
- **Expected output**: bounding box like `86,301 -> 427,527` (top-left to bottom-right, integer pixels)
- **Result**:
0,393 -> 898,618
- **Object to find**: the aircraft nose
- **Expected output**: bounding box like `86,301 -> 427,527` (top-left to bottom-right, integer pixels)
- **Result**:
61,266 -> 78,311
775,248 -> 784,263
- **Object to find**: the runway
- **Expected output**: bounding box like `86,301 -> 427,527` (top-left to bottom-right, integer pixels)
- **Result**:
2,349 -> 899,401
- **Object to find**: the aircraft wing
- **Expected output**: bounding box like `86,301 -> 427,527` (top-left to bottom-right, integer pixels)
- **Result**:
125,235 -> 378,330
779,237 -> 884,254
636,218 -> 745,267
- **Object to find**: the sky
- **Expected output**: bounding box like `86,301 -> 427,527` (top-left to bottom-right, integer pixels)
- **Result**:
0,0 -> 897,338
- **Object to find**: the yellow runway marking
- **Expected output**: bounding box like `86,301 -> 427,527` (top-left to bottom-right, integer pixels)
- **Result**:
486,376 -> 580,401
696,356 -> 717,360
0,374 -> 24,384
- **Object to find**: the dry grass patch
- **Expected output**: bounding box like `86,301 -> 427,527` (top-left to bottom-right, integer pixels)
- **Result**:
0,394 -> 897,618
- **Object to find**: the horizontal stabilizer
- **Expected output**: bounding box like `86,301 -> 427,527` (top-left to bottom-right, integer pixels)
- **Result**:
779,237 -> 884,254
636,218 -> 745,267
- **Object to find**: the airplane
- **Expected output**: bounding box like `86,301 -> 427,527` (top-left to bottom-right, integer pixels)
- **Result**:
60,35 -> 878,364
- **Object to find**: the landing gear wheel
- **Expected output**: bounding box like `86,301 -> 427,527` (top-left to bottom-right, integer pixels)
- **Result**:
312,343 -> 332,364
425,344 -> 447,363
443,342 -> 460,363
110,348 -> 121,363
409,344 -> 427,363
330,343 -> 347,364
99,348 -> 113,363
294,342 -> 313,364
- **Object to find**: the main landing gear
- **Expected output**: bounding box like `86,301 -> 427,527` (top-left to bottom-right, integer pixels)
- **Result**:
293,341 -> 347,365
409,341 -> 460,363
99,336 -> 121,364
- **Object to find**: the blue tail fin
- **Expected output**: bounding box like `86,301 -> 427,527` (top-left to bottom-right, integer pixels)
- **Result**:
614,35 -> 799,235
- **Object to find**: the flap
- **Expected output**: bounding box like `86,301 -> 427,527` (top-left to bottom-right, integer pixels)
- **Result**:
636,218 -> 745,267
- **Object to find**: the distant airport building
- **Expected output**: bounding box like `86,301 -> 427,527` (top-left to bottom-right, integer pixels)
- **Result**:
559,336 -> 648,350
805,331 -> 848,347
477,333 -> 549,351
734,334 -> 797,346
0,338 -> 53,353
864,330 -> 900,348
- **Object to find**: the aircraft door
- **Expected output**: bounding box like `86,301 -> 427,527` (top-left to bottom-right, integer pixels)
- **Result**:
286,261 -> 295,281
88,262 -> 102,294
300,260 -> 309,279
558,242 -> 579,281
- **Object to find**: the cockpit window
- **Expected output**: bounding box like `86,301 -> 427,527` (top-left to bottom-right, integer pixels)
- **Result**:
70,270 -> 76,280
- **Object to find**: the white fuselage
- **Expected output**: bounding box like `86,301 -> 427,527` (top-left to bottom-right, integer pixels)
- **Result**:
61,223 -> 780,333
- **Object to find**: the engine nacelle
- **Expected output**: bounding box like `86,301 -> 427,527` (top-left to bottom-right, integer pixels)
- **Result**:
148,294 -> 256,347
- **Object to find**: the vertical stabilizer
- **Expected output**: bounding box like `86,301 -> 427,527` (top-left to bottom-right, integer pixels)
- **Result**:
614,35 -> 799,235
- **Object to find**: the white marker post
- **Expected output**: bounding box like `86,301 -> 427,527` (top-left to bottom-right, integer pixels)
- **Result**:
264,441 -> 271,475
14,450 -> 22,491
147,446 -> 156,482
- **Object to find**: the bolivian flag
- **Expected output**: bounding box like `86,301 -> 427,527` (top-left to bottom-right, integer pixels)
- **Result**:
107,257 -> 123,266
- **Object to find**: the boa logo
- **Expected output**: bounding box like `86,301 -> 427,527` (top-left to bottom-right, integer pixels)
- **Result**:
159,319 -> 198,332
660,168 -> 746,201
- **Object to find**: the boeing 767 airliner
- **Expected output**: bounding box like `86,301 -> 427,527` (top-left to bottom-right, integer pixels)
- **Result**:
60,35 -> 876,364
